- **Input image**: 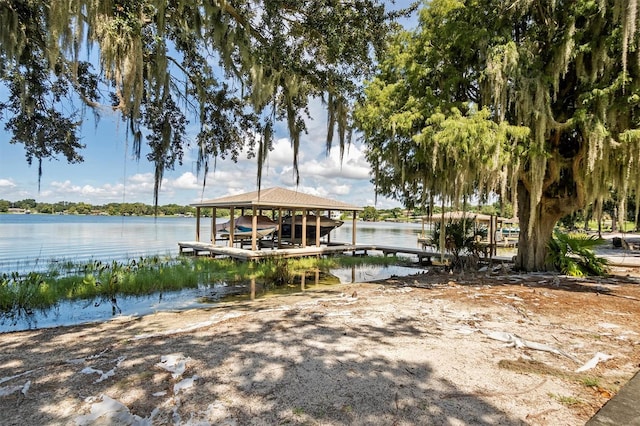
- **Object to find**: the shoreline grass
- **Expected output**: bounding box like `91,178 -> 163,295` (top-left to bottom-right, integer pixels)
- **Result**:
1,254 -> 414,317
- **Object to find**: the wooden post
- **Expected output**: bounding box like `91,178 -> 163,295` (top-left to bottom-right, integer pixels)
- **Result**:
211,208 -> 217,243
439,200 -> 445,264
277,208 -> 283,248
489,214 -> 495,257
301,209 -> 307,247
315,210 -> 321,247
229,207 -> 235,247
352,210 -> 357,245
291,210 -> 296,245
196,207 -> 201,242
251,206 -> 258,251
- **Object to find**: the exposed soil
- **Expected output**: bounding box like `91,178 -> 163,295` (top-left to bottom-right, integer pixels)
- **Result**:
1,264 -> 640,425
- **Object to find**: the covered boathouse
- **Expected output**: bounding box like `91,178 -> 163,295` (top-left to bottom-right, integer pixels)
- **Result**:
178,187 -> 364,260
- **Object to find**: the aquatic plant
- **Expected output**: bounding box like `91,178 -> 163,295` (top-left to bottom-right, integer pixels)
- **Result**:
0,254 -> 416,315
0,272 -> 58,314
311,254 -> 412,269
261,258 -> 293,284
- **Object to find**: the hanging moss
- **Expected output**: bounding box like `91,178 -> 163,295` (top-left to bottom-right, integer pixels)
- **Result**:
1,0 -> 403,206
355,0 -> 640,270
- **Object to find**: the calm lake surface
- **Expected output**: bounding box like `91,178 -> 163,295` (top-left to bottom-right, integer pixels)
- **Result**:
0,214 -> 426,272
0,214 -> 427,332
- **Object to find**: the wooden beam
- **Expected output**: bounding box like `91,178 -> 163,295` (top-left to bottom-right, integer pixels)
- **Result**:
277,208 -> 283,248
315,209 -> 321,247
291,210 -> 296,244
196,207 -> 201,242
211,207 -> 216,242
229,207 -> 235,247
352,210 -> 357,245
251,206 -> 258,251
301,209 -> 307,248
489,214 -> 494,257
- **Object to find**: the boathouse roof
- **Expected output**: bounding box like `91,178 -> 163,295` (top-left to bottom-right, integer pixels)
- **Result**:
191,187 -> 363,211
421,211 -> 518,224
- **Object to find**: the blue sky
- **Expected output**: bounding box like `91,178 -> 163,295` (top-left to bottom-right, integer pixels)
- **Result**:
0,1 -> 419,209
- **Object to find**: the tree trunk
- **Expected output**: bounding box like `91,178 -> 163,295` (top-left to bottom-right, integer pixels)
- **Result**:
515,181 -> 568,271
583,207 -> 590,232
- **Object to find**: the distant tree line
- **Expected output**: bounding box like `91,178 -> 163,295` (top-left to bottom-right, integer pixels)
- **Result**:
1,199 -> 412,220
359,202 -> 513,222
0,199 -> 213,217
360,199 -> 638,232
3,197 -> 636,230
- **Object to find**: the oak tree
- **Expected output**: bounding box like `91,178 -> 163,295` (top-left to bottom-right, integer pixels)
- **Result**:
1,0 -> 409,205
355,0 -> 640,271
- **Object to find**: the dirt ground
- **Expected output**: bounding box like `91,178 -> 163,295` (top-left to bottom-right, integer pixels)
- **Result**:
1,263 -> 640,425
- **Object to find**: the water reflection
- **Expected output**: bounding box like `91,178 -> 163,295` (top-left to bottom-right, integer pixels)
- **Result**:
0,307 -> 41,329
197,269 -> 339,304
93,296 -> 122,315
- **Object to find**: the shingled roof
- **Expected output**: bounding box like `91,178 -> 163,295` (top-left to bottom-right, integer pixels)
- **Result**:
192,187 -> 362,211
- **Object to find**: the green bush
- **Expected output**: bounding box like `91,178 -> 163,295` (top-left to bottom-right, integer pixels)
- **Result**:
547,231 -> 608,276
431,217 -> 486,269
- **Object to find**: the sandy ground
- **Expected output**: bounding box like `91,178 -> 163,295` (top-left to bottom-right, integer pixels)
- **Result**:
1,261 -> 640,426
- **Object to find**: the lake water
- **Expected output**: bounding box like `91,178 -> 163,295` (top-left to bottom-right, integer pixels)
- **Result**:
0,214 -> 428,332
0,214 -> 426,272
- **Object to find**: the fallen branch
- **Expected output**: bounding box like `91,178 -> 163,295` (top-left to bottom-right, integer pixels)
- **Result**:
0,380 -> 30,397
575,352 -> 613,372
480,329 -> 580,363
0,369 -> 39,385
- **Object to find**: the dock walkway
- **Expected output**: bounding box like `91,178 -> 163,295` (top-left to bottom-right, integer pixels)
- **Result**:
178,241 -> 454,263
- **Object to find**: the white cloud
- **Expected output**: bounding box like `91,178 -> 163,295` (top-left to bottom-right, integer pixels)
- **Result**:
332,184 -> 351,196
169,172 -> 200,190
291,185 -> 326,198
0,179 -> 16,188
128,173 -> 154,184
49,180 -> 123,200
0,94 -> 404,208
303,99 -> 332,149
37,175 -> 165,204
274,141 -> 371,182
0,177 -> 31,200
275,166 -> 298,187
264,138 -> 294,166
185,167 -> 263,202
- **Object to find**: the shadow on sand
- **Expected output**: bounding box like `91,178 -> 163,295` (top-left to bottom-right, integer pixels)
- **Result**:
0,290 -> 527,425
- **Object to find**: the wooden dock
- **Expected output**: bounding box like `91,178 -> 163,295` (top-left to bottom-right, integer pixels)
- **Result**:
178,241 -> 452,263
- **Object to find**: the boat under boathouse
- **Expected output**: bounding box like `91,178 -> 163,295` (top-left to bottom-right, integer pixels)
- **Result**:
178,187 -> 365,260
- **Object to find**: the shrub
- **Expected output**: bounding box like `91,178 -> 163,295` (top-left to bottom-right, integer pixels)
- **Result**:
547,231 -> 608,276
431,217 -> 486,270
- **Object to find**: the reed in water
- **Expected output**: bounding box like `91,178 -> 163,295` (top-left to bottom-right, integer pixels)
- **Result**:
1,254 -> 411,317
